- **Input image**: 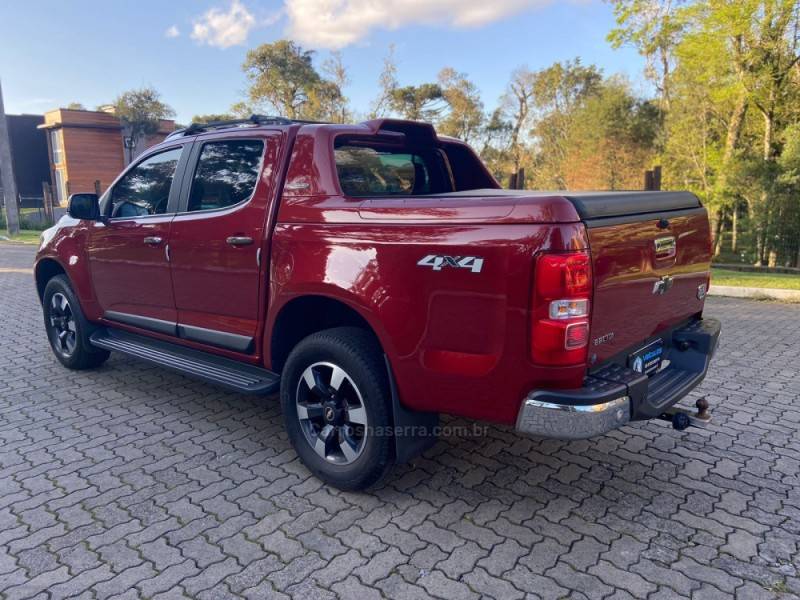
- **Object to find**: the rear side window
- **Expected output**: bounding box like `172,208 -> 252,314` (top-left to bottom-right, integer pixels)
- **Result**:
335,145 -> 434,196
188,140 -> 264,211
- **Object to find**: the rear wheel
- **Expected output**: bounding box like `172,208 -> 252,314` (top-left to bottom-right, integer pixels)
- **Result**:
281,327 -> 394,490
43,275 -> 109,370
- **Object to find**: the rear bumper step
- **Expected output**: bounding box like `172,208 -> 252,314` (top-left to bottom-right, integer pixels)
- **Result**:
517,317 -> 721,439
90,328 -> 280,394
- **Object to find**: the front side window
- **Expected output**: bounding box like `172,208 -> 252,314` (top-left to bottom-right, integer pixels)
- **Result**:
110,147 -> 182,218
187,140 -> 264,211
335,145 -> 433,197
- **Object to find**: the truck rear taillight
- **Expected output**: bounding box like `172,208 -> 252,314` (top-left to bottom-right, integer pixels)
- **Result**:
531,251 -> 592,366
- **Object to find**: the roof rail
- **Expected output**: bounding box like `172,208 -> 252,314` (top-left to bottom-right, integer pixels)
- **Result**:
165,114 -> 294,140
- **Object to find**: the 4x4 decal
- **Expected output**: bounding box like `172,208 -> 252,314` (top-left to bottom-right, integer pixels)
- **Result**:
417,255 -> 484,273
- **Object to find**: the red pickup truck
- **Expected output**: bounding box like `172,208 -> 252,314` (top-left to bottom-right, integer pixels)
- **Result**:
35,116 -> 720,490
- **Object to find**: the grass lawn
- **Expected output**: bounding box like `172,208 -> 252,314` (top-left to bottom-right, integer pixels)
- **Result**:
712,267 -> 800,291
0,230 -> 42,245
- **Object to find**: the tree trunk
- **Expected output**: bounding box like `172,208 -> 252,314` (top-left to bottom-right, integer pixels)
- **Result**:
660,47 -> 671,111
715,91 -> 748,198
731,206 -> 738,253
712,207 -> 724,257
0,79 -> 20,235
763,111 -> 774,161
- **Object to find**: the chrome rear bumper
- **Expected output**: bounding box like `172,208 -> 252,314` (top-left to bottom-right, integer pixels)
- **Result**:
516,317 -> 721,440
516,395 -> 630,440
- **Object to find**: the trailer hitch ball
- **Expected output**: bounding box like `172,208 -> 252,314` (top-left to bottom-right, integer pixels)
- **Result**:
696,397 -> 710,420
672,412 -> 691,431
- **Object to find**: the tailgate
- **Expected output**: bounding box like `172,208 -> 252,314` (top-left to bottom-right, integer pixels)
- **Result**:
581,201 -> 711,366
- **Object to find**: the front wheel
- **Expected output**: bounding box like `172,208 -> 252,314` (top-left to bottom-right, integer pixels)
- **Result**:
281,327 -> 394,490
42,275 -> 109,370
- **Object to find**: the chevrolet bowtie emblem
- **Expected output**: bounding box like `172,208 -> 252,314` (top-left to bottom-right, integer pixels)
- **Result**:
652,275 -> 674,295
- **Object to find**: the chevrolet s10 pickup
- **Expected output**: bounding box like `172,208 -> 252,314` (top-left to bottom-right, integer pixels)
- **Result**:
35,115 -> 720,489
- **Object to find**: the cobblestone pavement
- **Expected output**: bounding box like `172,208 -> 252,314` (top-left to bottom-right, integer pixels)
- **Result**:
1,242 -> 799,600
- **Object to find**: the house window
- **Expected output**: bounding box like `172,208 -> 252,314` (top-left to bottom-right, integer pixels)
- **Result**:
51,130 -> 64,165
53,169 -> 67,205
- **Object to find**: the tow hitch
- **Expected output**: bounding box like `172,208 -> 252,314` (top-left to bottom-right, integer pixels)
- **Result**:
658,397 -> 711,431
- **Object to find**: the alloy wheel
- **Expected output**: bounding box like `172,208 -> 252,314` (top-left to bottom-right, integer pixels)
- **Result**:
295,361 -> 368,464
48,292 -> 77,357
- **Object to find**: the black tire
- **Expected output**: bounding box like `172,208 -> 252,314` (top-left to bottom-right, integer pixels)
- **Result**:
42,275 -> 110,370
281,327 -> 394,491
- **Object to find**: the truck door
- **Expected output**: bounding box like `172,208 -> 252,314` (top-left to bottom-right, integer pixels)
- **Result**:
167,131 -> 282,355
88,144 -> 190,335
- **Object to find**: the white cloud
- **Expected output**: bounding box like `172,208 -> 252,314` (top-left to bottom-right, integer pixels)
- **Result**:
284,0 -> 553,49
165,25 -> 180,38
191,0 -> 257,48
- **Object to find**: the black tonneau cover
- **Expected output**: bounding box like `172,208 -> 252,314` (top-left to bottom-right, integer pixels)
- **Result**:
430,189 -> 702,221
562,191 -> 701,220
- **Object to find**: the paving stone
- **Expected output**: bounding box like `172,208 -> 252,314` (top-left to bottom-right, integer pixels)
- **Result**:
177,556 -> 240,596
258,528 -> 305,563
477,538 -> 527,576
562,536 -> 609,571
722,529 -> 762,562
330,576 -> 383,600
463,566 -> 525,600
136,559 -> 201,598
412,520 -> 464,552
437,540 -> 488,579
310,549 -> 368,586
374,573 -> 431,600
225,554 -> 283,593
588,560 -> 657,598
352,546 -> 408,585
545,562 -> 614,598
220,532 -> 268,565
417,569 -> 480,599
267,553 -> 327,591
92,563 -> 158,599
49,565 -> 116,600
296,528 -> 348,561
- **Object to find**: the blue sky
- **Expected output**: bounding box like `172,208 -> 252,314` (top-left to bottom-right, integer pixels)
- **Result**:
0,0 -> 647,125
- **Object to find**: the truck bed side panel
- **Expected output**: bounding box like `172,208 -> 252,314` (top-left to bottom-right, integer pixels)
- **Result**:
268,221 -> 588,425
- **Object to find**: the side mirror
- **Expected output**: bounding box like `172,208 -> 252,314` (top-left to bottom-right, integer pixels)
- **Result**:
68,193 -> 101,220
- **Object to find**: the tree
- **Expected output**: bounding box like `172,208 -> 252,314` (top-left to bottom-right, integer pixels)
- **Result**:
562,78 -> 660,190
322,51 -> 351,123
487,60 -> 603,187
528,59 -> 603,188
65,102 -> 86,110
479,108 -> 514,181
370,45 -> 399,118
437,68 -> 484,143
243,40 -> 319,119
501,67 -> 536,174
644,0 -> 800,266
113,87 -> 175,159
113,87 -> 175,136
389,83 -> 446,121
607,0 -> 687,108
242,40 -> 349,122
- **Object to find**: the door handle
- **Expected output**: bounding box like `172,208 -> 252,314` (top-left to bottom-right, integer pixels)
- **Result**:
226,236 -> 253,247
143,236 -> 163,246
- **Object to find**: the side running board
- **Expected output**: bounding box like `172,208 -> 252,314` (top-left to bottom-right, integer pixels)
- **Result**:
90,328 -> 280,394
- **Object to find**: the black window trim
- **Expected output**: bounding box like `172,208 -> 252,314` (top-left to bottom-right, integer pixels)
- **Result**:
175,137 -> 267,215
103,143 -> 192,221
